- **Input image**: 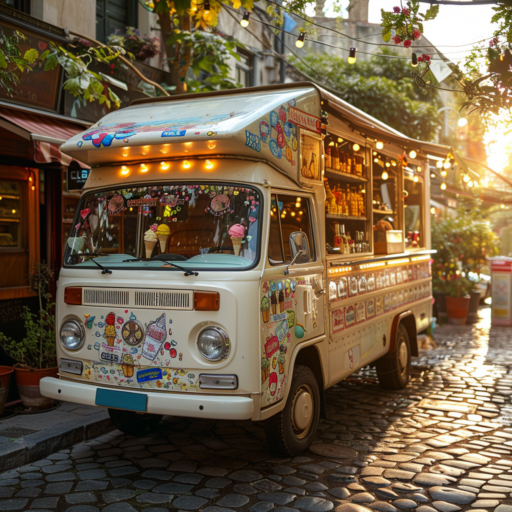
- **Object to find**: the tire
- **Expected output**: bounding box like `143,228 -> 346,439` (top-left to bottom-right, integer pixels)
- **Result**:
264,365 -> 321,456
108,409 -> 163,436
376,323 -> 411,390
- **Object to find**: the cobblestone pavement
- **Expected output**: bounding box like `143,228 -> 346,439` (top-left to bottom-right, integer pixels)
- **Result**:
3,309 -> 512,512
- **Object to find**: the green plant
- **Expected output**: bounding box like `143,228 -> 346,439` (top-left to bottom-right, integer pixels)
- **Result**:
0,263 -> 56,369
107,28 -> 160,61
443,274 -> 475,298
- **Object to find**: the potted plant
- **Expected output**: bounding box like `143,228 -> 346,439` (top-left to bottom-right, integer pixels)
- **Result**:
444,274 -> 474,325
106,28 -> 160,62
0,263 -> 57,409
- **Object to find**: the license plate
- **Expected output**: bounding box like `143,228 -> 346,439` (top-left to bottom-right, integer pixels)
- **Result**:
95,388 -> 147,412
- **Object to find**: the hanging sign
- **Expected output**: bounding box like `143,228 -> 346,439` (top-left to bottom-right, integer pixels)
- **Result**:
288,107 -> 321,134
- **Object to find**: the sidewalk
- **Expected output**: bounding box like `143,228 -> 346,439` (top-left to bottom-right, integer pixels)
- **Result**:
0,401 -> 114,473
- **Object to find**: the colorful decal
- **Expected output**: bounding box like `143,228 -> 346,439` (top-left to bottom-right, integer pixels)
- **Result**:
121,320 -> 144,346
265,336 -> 279,359
107,195 -> 124,216
137,368 -> 163,383
332,308 -> 344,334
345,345 -> 360,370
288,106 -> 322,134
356,302 -> 366,324
259,121 -> 269,142
261,296 -> 270,323
245,131 -> 261,152
207,194 -> 232,216
161,129 -> 186,138
345,305 -> 355,327
100,342 -> 122,363
376,296 -> 384,316
384,294 -> 391,312
103,312 -> 117,346
367,298 -> 375,319
142,313 -> 167,361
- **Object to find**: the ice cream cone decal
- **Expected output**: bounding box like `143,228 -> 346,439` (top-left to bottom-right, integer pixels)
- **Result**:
121,353 -> 135,377
104,312 -> 116,347
261,296 -> 270,323
144,225 -> 158,258
156,224 -> 170,253
228,223 -> 245,256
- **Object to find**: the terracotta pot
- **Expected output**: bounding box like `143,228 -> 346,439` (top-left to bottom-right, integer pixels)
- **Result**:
0,366 -> 14,416
14,366 -> 58,410
445,296 -> 471,325
467,290 -> 481,324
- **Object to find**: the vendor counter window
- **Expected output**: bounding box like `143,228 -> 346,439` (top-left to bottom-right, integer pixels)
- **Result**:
268,194 -> 315,265
0,180 -> 22,249
404,176 -> 424,249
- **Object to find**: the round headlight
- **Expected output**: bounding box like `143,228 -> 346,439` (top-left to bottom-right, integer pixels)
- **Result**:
60,319 -> 85,351
197,327 -> 230,361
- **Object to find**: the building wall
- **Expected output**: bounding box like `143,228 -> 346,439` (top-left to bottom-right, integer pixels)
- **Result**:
31,0 -> 96,40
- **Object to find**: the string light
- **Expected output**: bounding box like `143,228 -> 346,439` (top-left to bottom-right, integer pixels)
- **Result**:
352,143 -> 360,151
441,170 -> 447,177
417,166 -> 422,172
411,52 -> 418,67
436,161 -> 443,169
463,174 -> 470,183
376,141 -> 384,150
409,150 -> 417,159
430,207 -> 436,215
457,117 -> 468,127
385,161 -> 391,168
183,160 -> 191,169
241,11 -> 250,27
382,171 -> 389,180
468,180 -> 474,187
296,32 -> 305,48
443,161 -> 451,169
160,162 -> 170,171
413,175 -> 419,182
501,204 -> 506,208
441,182 -> 447,190
348,47 -> 357,64
140,164 -> 148,173
205,160 -> 214,170
121,166 -> 130,175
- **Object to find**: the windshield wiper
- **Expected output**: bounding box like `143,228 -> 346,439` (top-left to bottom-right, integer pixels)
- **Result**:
123,257 -> 198,277
87,256 -> 112,275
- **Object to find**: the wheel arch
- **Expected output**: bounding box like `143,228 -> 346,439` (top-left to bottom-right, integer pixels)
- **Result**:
389,310 -> 418,357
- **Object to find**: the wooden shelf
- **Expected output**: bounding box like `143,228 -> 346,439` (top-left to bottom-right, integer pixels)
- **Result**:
373,209 -> 394,215
326,213 -> 367,221
325,168 -> 368,183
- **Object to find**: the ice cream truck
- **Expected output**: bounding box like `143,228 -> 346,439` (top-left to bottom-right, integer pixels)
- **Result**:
41,83 -> 433,455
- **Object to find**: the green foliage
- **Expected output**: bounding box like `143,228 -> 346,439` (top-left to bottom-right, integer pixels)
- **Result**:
290,49 -> 441,141
107,27 -> 160,61
431,201 -> 500,296
0,29 -> 35,95
0,263 -> 56,369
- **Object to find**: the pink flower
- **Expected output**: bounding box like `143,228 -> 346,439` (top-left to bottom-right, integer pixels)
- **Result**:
413,30 -> 421,40
393,35 -> 402,44
404,39 -> 412,48
393,6 -> 400,12
402,8 -> 410,16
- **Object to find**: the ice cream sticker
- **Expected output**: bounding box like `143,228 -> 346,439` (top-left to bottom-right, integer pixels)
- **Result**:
229,223 -> 245,256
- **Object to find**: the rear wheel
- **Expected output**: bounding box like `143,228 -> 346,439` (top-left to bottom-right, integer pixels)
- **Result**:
264,365 -> 320,456
376,323 -> 411,390
108,409 -> 163,436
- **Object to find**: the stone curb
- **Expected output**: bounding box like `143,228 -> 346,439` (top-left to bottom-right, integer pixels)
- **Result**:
0,410 -> 114,473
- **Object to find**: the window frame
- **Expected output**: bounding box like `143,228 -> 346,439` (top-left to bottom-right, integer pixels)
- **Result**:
268,191 -> 317,267
403,173 -> 426,251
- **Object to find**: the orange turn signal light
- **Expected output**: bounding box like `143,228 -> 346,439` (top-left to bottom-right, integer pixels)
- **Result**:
194,291 -> 220,311
64,287 -> 82,305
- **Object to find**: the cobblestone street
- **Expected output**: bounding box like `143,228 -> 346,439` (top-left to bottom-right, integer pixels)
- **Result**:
2,309 -> 512,512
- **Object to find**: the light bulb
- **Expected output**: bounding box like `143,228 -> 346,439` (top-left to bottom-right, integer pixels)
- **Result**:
373,151 -> 377,156
391,161 -> 396,166
441,170 -> 447,177
240,11 -> 250,27
444,161 -> 451,169
385,161 -> 391,168
140,164 -> 148,173
501,204 -> 506,209
296,32 -> 305,49
376,141 -> 384,150
413,175 -> 419,182
457,117 -> 468,127
352,143 -> 360,152
430,207 -> 436,215
417,166 -> 422,173
374,158 -> 379,163
337,137 -> 343,143
411,52 -> 418,68
382,171 -> 389,180
160,162 -> 170,171
468,180 -> 474,187
409,150 -> 417,159
205,160 -> 214,170
348,47 -> 357,64
463,174 -> 470,183
441,182 -> 447,190
183,160 -> 191,169
121,166 -> 130,176
436,161 -> 443,169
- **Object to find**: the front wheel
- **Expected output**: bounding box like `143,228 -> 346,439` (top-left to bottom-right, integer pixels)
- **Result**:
376,323 -> 411,390
264,365 -> 320,456
108,409 -> 163,436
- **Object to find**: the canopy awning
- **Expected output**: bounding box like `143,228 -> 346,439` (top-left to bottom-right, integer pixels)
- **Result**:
0,107 -> 89,167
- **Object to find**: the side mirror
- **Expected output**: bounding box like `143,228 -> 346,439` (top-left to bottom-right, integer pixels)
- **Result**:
285,231 -> 310,275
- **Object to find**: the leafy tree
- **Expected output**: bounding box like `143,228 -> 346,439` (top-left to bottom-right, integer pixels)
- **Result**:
291,48 -> 441,141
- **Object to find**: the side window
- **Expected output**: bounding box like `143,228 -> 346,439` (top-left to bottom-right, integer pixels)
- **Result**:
268,194 -> 315,265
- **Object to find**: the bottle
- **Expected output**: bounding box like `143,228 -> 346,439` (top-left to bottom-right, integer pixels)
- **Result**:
328,182 -> 337,214
332,145 -> 339,171
325,145 -> 332,169
334,224 -> 342,248
324,179 -> 334,213
342,225 -> 349,254
347,154 -> 352,174
339,151 -> 346,173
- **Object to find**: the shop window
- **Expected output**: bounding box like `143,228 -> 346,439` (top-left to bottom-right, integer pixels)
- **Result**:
0,0 -> 30,13
404,177 -> 424,249
268,194 -> 315,265
0,180 -> 23,249
236,49 -> 253,87
96,0 -> 138,43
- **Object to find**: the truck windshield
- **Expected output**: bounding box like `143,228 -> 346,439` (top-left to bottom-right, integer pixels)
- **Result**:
64,182 -> 261,271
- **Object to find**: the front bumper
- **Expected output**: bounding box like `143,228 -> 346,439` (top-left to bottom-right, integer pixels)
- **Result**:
40,377 -> 254,420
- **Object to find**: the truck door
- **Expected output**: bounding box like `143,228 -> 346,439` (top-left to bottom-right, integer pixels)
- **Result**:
260,191 -> 325,407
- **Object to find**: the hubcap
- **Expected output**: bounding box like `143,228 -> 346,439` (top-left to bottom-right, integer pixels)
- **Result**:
398,338 -> 408,376
291,384 -> 314,439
